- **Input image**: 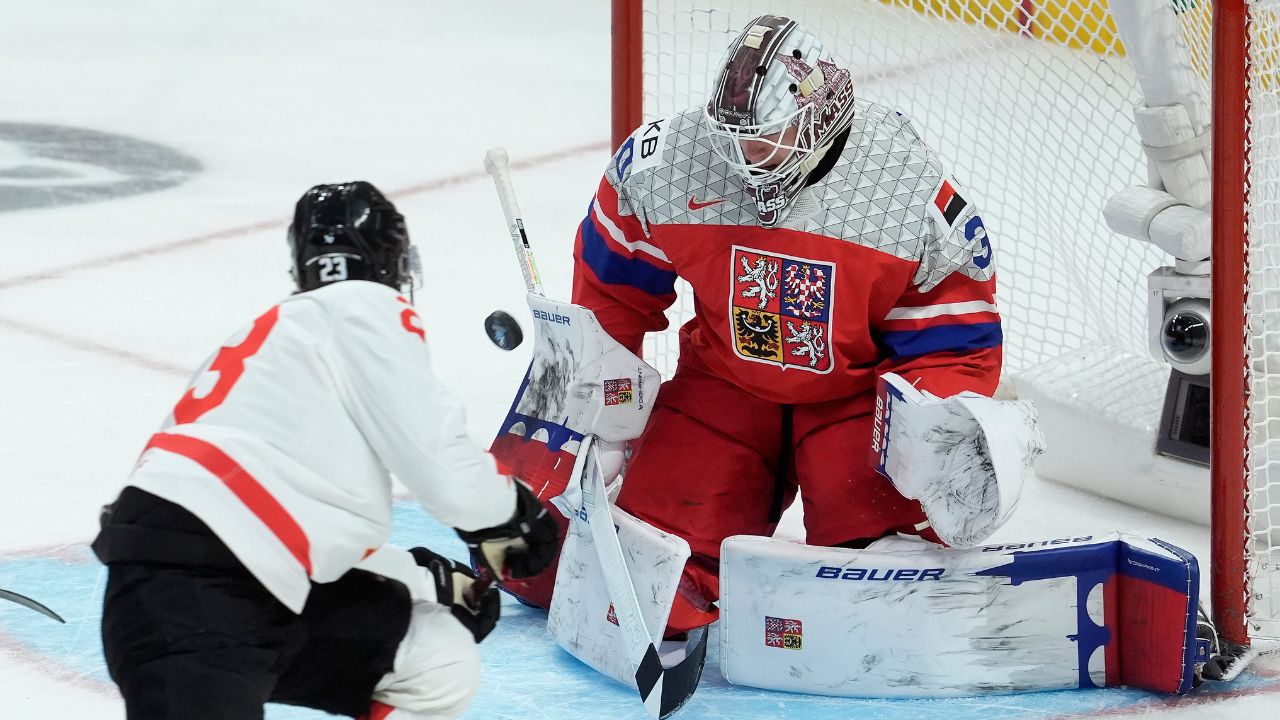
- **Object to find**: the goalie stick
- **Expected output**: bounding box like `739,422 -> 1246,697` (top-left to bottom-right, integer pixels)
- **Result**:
484,148 -> 544,297
484,148 -> 702,718
0,588 -> 65,623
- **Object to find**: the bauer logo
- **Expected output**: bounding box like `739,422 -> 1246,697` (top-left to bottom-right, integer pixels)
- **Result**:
603,378 -> 633,406
815,566 -> 944,581
764,616 -> 803,650
532,309 -> 571,325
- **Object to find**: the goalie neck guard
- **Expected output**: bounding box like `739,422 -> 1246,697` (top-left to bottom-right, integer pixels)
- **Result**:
287,181 -> 417,293
704,15 -> 856,227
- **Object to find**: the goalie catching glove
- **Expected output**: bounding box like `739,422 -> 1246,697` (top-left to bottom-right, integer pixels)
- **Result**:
871,372 -> 1045,547
410,546 -> 500,643
455,479 -> 558,580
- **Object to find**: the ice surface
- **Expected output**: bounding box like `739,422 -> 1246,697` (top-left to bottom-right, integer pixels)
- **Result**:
1,2 -> 1277,718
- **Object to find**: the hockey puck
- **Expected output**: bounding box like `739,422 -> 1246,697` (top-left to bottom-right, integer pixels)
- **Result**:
484,310 -> 524,350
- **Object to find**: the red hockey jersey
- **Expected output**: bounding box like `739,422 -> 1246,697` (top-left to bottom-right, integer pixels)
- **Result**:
572,99 -> 1002,404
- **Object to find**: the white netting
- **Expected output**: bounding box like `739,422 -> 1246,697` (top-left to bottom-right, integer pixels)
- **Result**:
634,0 -> 1279,642
1247,0 -> 1280,641
640,0 -> 1174,393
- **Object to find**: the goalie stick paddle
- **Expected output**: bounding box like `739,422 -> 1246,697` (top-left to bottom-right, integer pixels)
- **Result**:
0,588 -> 65,623
578,438 -> 704,719
482,149 -> 704,717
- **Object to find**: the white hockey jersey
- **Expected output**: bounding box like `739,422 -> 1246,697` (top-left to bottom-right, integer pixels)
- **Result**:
127,280 -> 516,612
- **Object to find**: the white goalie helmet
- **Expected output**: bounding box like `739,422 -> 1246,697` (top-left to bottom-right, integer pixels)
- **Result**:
704,15 -> 856,227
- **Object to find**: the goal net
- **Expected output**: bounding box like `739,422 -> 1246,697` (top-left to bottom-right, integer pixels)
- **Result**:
613,0 -> 1280,648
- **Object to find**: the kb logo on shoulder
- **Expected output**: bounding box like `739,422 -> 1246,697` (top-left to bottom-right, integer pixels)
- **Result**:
729,245 -> 835,374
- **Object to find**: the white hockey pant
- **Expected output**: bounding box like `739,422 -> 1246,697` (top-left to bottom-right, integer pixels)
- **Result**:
369,601 -> 481,719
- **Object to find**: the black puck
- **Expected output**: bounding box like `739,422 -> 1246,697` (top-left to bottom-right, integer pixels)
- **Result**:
484,310 -> 524,350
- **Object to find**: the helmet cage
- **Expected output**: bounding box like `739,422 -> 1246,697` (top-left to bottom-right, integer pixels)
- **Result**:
704,101 -> 818,193
703,15 -> 857,226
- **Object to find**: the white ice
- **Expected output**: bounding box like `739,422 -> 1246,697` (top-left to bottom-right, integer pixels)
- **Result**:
0,2 -> 1277,718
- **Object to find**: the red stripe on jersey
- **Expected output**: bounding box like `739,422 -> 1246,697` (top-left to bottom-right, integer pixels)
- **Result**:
145,432 -> 313,576
358,701 -> 396,720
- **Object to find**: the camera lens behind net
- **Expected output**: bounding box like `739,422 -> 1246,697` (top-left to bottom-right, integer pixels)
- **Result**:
1161,298 -> 1210,375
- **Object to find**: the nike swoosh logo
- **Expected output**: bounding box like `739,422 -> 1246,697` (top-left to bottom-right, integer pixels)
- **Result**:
688,195 -> 726,211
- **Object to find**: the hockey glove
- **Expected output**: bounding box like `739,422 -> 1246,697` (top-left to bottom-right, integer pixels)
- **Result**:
409,546 -> 500,643
455,480 -> 558,580
872,372 -> 1044,547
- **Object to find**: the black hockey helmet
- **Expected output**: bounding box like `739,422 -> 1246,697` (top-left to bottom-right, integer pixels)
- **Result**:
287,181 -> 413,292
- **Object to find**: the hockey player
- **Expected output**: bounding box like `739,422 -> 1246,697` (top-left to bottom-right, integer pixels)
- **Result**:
92,182 -> 558,720
565,15 -> 1007,632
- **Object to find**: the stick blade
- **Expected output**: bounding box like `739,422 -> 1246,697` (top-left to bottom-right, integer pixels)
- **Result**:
0,588 -> 65,623
635,626 -> 709,719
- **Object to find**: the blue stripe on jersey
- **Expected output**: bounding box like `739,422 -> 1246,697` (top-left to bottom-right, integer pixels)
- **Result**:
578,209 -> 677,297
879,322 -> 1003,358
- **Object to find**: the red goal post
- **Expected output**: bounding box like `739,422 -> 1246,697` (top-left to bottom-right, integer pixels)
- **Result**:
1212,0 -> 1278,652
611,0 -> 1279,653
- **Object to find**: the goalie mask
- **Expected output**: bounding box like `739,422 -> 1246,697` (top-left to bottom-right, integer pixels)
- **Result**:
287,181 -> 421,294
705,15 -> 856,227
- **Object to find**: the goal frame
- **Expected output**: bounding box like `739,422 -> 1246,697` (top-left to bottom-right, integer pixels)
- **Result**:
611,0 -> 1264,651
1210,0 -> 1251,652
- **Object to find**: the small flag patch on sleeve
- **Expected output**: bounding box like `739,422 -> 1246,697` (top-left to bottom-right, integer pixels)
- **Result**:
930,177 -> 969,232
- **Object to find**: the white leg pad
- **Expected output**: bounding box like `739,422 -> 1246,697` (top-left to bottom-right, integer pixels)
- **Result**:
720,532 -> 1204,697
547,501 -> 689,688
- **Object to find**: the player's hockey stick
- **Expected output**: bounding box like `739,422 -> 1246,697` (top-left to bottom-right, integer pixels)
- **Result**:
484,149 -> 703,718
0,588 -> 65,623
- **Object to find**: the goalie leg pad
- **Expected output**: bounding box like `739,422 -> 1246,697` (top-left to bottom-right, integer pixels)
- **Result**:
719,532 -> 1204,697
547,501 -> 690,689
